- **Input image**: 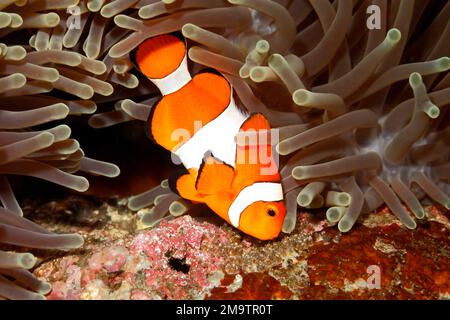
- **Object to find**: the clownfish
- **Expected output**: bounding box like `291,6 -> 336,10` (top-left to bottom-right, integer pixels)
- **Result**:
131,33 -> 286,240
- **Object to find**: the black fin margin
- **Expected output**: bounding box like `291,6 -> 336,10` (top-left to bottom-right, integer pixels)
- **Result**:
144,95 -> 163,143
129,45 -> 138,72
170,31 -> 185,43
194,150 -> 214,190
194,67 -> 224,78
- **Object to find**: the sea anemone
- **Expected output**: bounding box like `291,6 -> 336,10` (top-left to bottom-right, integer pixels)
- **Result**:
0,0 -> 120,299
92,0 -> 449,231
0,0 -> 448,299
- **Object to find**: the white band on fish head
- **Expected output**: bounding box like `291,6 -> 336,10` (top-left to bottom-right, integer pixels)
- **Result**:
148,54 -> 192,96
228,182 -> 284,228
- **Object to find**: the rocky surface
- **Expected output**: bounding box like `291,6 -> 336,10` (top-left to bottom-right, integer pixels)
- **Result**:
25,196 -> 449,300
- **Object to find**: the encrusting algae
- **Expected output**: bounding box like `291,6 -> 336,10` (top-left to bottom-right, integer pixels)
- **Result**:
0,0 -> 448,299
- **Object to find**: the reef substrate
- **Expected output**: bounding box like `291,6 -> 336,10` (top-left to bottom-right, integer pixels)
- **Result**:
31,197 -> 449,300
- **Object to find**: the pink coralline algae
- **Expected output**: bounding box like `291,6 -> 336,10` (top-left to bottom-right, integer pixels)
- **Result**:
128,216 -> 228,299
35,216 -> 229,300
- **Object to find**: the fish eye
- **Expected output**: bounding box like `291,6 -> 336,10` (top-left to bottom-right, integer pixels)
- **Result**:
267,209 -> 276,217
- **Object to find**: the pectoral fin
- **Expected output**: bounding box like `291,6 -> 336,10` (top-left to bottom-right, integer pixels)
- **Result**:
169,167 -> 201,202
195,153 -> 235,194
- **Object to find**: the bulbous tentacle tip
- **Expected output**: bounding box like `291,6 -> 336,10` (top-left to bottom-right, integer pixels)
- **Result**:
39,131 -> 56,145
169,201 -> 188,216
100,7 -> 114,19
161,179 -> 169,188
297,194 -> 311,207
120,99 -> 134,110
292,166 -> 308,180
7,46 -> 27,60
326,207 -> 345,223
181,23 -> 202,38
413,208 -> 425,220
278,139 -> 304,155
55,234 -> 85,251
38,281 -> 52,295
74,177 -> 90,192
386,28 -> 401,44
10,73 -> 27,88
109,165 -> 121,178
409,72 -> 423,88
338,193 -> 351,206
292,89 -> 309,105
20,253 -> 37,269
48,103 -> 70,119
337,219 -> 353,233
437,56 -> 450,71
268,53 -> 284,68
423,102 -> 440,119
127,198 -> 142,211
256,40 -> 270,54
70,234 -> 85,249
249,66 -> 272,82
44,13 -> 60,27
87,0 -> 102,12
282,220 -> 295,234
239,64 -> 251,79
10,14 -> 23,28
113,14 -> 127,27
137,9 -> 146,19
0,12 -> 12,28
404,220 -> 417,230
275,142 -> 283,155
99,163 -> 121,178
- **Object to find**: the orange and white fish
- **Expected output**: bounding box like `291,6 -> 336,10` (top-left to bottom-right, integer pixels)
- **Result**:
131,33 -> 286,240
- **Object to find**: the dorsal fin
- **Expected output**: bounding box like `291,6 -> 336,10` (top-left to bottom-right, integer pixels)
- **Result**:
235,113 -> 272,152
233,113 -> 280,181
239,113 -> 271,132
144,95 -> 163,143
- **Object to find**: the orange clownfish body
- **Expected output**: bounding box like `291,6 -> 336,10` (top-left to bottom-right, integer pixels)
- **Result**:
131,33 -> 286,240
